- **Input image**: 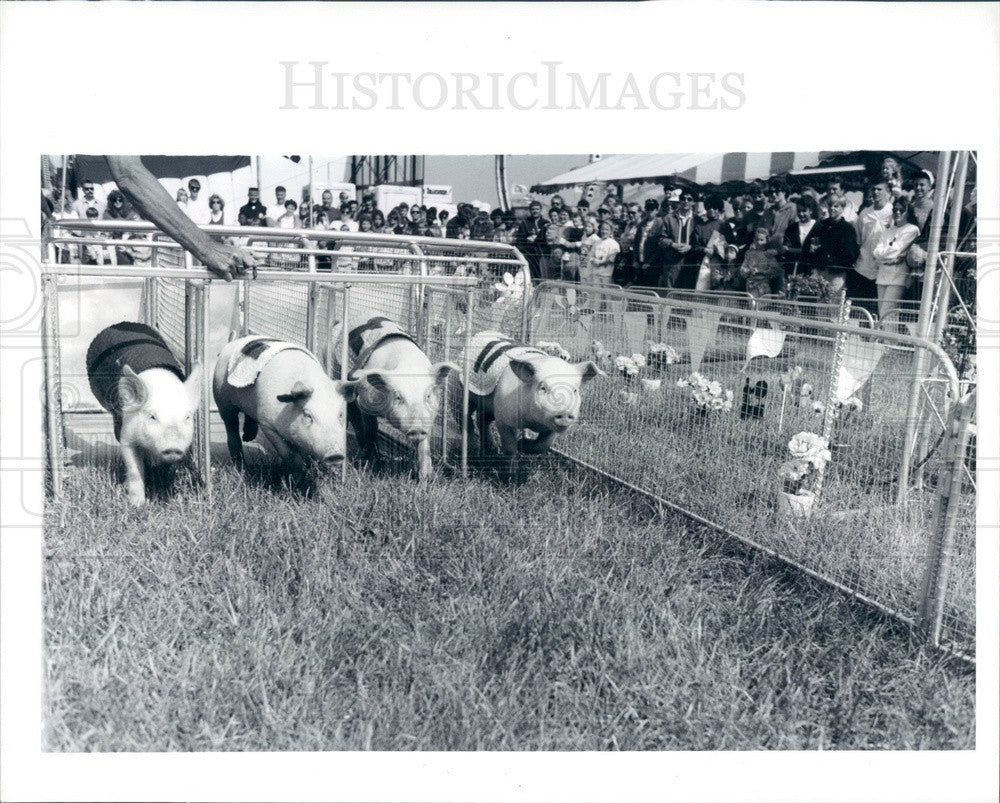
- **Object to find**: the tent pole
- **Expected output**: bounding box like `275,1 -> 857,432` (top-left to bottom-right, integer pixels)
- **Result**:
255,156 -> 261,191
309,156 -> 315,228
931,151 -> 969,343
60,155 -> 68,211
897,150 -> 952,502
495,155 -> 510,213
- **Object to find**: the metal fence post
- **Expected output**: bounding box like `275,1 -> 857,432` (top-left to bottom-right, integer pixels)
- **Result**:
917,390 -> 976,646
42,273 -> 63,500
440,291 -> 454,466
305,236 -> 318,352
461,286 -> 475,478
813,298 -> 850,498
196,279 -> 212,500
340,283 -> 351,483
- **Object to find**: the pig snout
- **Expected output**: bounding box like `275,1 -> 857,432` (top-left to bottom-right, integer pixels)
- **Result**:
159,447 -> 185,462
322,452 -> 345,466
406,427 -> 429,442
551,412 -> 577,430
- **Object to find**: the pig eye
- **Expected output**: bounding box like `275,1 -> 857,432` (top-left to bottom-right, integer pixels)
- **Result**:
148,412 -> 158,421
302,411 -> 313,424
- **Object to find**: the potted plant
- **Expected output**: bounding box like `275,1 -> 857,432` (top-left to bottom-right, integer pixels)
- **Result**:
614,353 -> 663,393
810,396 -> 863,454
777,431 -> 831,518
645,341 -> 681,373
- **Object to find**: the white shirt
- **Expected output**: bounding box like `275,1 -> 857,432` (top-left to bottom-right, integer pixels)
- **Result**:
796,219 -> 816,243
185,195 -> 212,226
267,203 -> 289,225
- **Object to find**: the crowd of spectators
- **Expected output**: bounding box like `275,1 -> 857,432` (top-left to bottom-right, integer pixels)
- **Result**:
46,156 -> 975,321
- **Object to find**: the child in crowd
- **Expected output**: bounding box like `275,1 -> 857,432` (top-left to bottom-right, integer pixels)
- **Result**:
739,226 -> 782,297
580,220 -> 620,287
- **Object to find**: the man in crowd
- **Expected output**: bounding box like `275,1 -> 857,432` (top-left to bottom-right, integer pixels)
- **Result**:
74,179 -> 105,218
660,189 -> 698,289
851,180 -> 894,301
822,176 -> 858,223
515,200 -> 548,280
761,179 -> 797,248
267,186 -> 288,225
184,178 -> 211,225
634,198 -> 665,288
238,187 -> 268,227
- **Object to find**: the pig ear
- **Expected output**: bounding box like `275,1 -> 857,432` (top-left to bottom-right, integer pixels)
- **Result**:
183,363 -> 203,403
575,360 -> 605,383
276,380 -> 313,406
430,361 -> 460,385
336,379 -> 360,403
117,365 -> 148,410
508,358 -> 537,384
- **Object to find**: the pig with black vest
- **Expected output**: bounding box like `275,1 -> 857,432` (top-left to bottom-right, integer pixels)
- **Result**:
86,321 -> 203,506
461,331 -> 603,467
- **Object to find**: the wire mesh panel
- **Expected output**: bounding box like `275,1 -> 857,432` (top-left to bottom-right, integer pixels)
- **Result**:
523,283 -> 974,655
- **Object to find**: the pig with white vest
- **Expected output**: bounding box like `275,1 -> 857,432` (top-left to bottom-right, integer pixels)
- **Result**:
86,321 -> 203,506
213,335 -> 358,469
330,316 -> 459,479
462,331 -> 603,462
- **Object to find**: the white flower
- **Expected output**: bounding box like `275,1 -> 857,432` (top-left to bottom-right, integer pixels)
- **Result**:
800,383 -> 813,397
631,353 -> 647,368
537,341 -> 571,362
811,401 -> 825,415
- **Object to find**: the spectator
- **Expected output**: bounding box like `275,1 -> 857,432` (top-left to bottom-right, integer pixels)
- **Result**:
780,196 -> 821,279
74,179 -> 105,218
822,176 -> 859,223
515,200 -> 548,280
438,209 -> 450,230
185,179 -> 211,225
873,196 -> 920,320
634,198 -> 665,288
238,187 -> 267,227
580,220 -> 619,287
905,169 -> 935,267
614,203 -> 640,285
175,188 -> 189,209
852,180 -> 894,299
732,196 -> 761,246
692,195 -> 726,291
52,199 -> 80,263
360,193 -> 376,216
541,206 -> 565,279
319,189 -> 336,220
880,157 -> 905,198
761,179 -> 797,248
578,216 -> 601,282
371,209 -> 386,233
103,189 -> 141,265
660,189 -> 698,288
739,226 -> 783,297
207,194 -> 226,225
82,206 -> 108,265
470,214 -> 494,242
276,199 -> 299,229
748,180 -> 768,214
809,195 -> 860,294
267,186 -> 288,225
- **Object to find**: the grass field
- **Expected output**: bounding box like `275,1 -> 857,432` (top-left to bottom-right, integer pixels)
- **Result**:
45,454 -> 975,751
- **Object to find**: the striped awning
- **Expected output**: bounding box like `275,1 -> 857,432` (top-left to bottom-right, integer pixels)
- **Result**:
531,152 -> 844,192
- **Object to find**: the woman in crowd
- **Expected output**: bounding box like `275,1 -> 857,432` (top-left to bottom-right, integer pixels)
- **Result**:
103,189 -> 142,265
207,194 -> 225,225
175,188 -> 189,208
780,195 -> 820,280
371,209 -> 386,233
809,195 -> 860,294
872,196 -> 920,320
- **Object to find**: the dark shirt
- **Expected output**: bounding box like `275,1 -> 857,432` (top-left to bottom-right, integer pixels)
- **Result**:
812,217 -> 860,272
515,216 -> 548,254
239,200 -> 268,226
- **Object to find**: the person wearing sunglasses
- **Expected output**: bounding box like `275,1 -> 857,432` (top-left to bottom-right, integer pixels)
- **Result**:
73,179 -> 105,218
104,155 -> 259,280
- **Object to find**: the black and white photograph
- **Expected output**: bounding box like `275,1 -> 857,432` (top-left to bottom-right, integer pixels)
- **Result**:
2,3 -> 998,803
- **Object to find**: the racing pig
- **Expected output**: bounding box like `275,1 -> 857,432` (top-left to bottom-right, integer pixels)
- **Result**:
462,331 -> 603,462
330,316 -> 458,479
213,335 -> 358,469
86,321 -> 203,506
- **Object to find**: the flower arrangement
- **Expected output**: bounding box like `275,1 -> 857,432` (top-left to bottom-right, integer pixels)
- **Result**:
785,273 -> 834,302
778,365 -> 813,407
536,341 -> 572,362
811,396 -> 863,420
614,353 -> 646,381
676,371 -> 734,413
591,340 -> 613,366
778,431 -> 831,496
646,341 -> 681,371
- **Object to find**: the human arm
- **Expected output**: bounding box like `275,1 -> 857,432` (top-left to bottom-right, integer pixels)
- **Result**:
872,225 -> 919,262
104,156 -> 258,280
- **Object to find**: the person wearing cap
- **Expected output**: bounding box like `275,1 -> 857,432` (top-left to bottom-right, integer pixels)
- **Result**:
238,187 -> 267,227
185,178 -> 211,226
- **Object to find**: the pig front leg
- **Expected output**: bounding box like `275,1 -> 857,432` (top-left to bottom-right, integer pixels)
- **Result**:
495,423 -> 522,474
347,402 -> 381,468
120,440 -> 147,506
414,437 -> 432,481
219,405 -> 244,467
